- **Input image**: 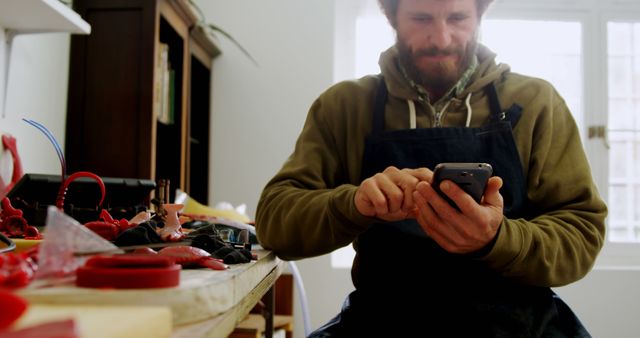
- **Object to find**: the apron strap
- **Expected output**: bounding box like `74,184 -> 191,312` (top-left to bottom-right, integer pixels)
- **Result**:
486,82 -> 503,119
372,76 -> 388,137
505,104 -> 523,127
486,82 -> 523,127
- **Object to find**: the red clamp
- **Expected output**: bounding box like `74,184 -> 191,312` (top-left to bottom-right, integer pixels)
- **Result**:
0,197 -> 40,239
1,134 -> 24,193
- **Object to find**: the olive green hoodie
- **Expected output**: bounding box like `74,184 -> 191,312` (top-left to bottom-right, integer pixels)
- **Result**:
256,44 -> 607,287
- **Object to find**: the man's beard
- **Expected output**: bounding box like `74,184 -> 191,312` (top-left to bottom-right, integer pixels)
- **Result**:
397,36 -> 477,93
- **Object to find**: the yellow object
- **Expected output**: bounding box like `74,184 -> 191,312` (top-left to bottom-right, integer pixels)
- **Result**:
13,238 -> 41,253
182,195 -> 251,223
14,304 -> 172,338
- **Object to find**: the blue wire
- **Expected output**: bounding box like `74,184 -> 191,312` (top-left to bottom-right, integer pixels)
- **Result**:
22,119 -> 64,165
22,118 -> 66,175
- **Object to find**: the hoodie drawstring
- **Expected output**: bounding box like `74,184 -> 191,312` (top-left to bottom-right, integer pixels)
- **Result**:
407,92 -> 473,128
464,92 -> 473,127
408,100 -> 417,129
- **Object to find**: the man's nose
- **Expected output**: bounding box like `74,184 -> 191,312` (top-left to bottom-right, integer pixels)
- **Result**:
428,21 -> 452,49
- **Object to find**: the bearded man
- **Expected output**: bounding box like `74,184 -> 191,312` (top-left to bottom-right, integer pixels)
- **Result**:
256,0 -> 606,336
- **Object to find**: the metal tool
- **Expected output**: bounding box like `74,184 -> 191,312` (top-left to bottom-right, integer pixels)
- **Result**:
0,232 -> 16,253
73,241 -> 192,256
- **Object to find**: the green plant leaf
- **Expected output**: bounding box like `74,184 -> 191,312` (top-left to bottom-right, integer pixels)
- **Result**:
207,24 -> 259,67
186,0 -> 259,66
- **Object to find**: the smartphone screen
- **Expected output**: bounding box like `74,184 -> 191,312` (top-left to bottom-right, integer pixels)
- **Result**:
432,162 -> 493,206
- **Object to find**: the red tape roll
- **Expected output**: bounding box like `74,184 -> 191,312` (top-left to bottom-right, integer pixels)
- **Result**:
76,265 -> 180,289
76,254 -> 181,289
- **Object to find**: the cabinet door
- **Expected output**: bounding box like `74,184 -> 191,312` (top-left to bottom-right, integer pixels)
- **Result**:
66,0 -> 157,180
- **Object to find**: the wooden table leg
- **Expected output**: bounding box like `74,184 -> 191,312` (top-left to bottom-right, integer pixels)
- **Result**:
263,286 -> 275,338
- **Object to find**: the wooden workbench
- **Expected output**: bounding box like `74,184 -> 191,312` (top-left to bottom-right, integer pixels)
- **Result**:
17,250 -> 285,338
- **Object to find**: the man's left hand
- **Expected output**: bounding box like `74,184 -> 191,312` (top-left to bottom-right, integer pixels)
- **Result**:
412,176 -> 504,254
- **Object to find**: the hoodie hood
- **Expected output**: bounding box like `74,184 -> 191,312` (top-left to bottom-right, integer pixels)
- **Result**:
378,43 -> 511,101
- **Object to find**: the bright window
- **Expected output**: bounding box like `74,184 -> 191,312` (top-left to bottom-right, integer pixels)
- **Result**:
607,22 -> 640,242
354,17 -> 393,78
481,20 -> 584,133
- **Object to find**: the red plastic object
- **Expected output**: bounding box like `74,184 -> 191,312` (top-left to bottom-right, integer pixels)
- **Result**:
2,215 -> 27,237
0,289 -> 28,330
23,226 -> 41,240
0,319 -> 78,338
56,171 -> 105,210
199,258 -> 229,271
131,247 -> 158,255
1,197 -> 22,218
1,134 -> 24,192
157,246 -> 210,263
158,246 -> 228,270
0,253 -> 37,289
75,254 -> 180,289
85,254 -> 173,268
83,209 -> 133,241
83,221 -> 119,241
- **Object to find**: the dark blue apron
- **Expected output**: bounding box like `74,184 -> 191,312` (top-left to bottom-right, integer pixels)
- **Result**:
309,77 -> 590,337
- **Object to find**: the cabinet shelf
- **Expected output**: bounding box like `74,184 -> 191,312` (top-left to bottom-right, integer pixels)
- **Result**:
1,0 -> 90,116
0,0 -> 90,35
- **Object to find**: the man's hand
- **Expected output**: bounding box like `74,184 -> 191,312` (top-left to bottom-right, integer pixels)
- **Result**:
355,166 -> 432,222
412,176 -> 504,254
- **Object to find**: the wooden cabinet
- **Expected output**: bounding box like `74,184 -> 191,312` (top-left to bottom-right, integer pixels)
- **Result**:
65,0 -> 219,203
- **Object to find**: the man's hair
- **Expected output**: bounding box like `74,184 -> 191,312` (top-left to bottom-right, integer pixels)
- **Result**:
379,0 -> 494,27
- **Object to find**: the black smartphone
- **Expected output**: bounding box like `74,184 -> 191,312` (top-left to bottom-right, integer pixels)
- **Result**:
432,162 -> 493,207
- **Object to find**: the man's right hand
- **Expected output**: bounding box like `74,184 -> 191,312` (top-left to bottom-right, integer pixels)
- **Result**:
355,166 -> 432,222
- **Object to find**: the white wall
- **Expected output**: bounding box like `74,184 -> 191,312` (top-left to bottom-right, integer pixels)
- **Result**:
3,2 -> 640,338
0,33 -> 71,187
195,0 -> 335,217
555,267 -> 640,338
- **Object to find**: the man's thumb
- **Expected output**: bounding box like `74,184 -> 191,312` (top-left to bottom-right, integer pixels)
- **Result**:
484,176 -> 503,206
